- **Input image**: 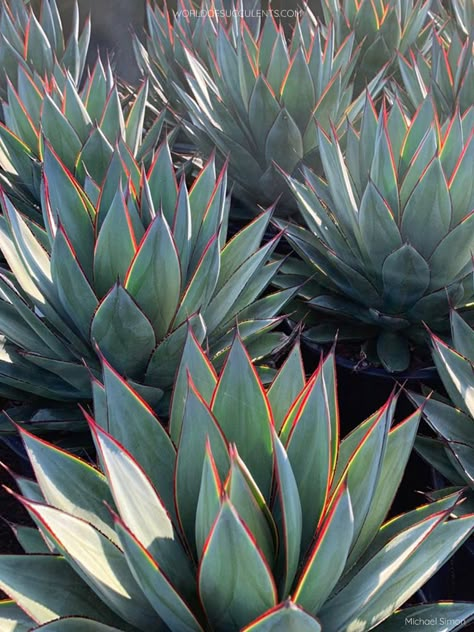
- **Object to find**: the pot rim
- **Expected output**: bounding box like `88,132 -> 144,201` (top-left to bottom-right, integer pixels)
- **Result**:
301,334 -> 438,381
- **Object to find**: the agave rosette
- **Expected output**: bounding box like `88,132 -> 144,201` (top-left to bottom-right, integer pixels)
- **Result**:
277,95 -> 474,372
409,310 -> 474,516
0,141 -> 291,419
394,28 -> 474,119
1,333 -> 473,630
135,0 -> 260,113
321,0 -> 433,92
0,55 -> 170,218
0,0 -> 90,102
141,0 -> 386,209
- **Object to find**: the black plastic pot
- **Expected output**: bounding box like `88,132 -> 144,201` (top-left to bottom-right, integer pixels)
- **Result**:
334,352 -> 439,383
298,334 -> 442,430
301,332 -> 439,382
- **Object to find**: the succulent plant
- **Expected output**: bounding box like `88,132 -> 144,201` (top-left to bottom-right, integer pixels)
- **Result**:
452,0 -> 474,36
138,0 -> 385,210
393,28 -> 474,119
1,333 -> 473,630
409,310 -> 474,516
432,0 -> 474,40
0,55 -> 170,219
276,95 -> 474,373
321,0 -> 433,92
0,0 -> 90,102
135,0 -> 259,113
0,141 -> 291,421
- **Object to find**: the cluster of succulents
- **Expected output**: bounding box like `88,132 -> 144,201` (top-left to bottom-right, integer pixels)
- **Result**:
0,55 -> 170,219
0,0 -> 90,101
276,95 -> 474,372
137,0 -> 386,209
0,138 -> 291,419
321,0 -> 433,91
0,0 -> 473,629
394,27 -> 474,119
1,333 -> 474,629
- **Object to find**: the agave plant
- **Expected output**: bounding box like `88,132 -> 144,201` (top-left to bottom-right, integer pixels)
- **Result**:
139,0 -> 385,210
277,94 -> 474,373
393,28 -> 474,119
135,0 -> 260,113
409,310 -> 474,516
1,333 -> 473,630
0,56 -> 170,219
0,141 -> 291,421
451,0 -> 474,36
432,0 -> 474,40
0,0 -> 90,102
321,0 -> 433,92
